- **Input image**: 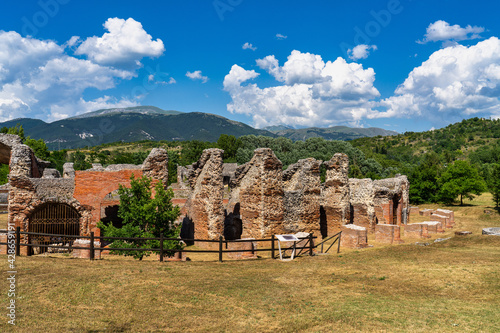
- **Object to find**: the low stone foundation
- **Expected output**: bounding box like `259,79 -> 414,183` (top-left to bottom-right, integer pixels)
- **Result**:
375,224 -> 403,244
72,239 -> 101,259
435,209 -> 455,226
340,224 -> 368,249
430,214 -> 451,228
404,223 -> 430,238
421,221 -> 444,233
419,209 -> 434,217
226,238 -> 257,259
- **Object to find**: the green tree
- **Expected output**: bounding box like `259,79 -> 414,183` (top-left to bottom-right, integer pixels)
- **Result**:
98,175 -> 182,260
409,152 -> 442,204
487,163 -> 500,209
438,160 -> 487,205
1,123 -> 25,141
71,150 -> 91,170
0,164 -> 9,185
216,134 -> 241,162
24,137 -> 50,161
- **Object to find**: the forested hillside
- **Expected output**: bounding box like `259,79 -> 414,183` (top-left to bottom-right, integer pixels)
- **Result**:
2,117 -> 499,207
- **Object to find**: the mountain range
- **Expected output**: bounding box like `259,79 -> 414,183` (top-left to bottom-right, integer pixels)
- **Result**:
0,106 -> 398,150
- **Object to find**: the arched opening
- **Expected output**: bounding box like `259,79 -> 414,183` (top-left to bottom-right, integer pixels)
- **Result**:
29,203 -> 81,255
101,205 -> 123,228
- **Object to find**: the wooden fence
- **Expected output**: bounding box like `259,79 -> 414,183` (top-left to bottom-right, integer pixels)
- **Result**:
0,227 -> 342,262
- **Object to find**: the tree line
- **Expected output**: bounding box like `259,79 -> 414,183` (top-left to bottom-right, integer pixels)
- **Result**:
1,122 -> 499,208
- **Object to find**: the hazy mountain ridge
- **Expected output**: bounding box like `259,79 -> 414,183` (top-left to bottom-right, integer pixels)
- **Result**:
1,106 -> 398,149
268,126 -> 399,141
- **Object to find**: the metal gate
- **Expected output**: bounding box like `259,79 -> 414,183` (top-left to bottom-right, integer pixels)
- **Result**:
29,203 -> 81,254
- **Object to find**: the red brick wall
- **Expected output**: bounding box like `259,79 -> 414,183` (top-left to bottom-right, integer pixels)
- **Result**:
73,170 -> 143,231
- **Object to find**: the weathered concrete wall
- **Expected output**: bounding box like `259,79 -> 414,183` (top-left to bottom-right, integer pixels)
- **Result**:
283,158 -> 322,237
322,153 -> 350,236
228,148 -> 284,239
183,148 -> 225,242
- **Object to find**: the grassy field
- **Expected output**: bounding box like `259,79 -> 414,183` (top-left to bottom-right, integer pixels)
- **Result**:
1,194 -> 499,332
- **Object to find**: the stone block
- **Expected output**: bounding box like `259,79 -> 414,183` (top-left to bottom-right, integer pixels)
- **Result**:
409,206 -> 420,220
226,238 -> 257,260
72,239 -> 101,259
419,209 -> 434,217
421,221 -> 444,233
340,224 -> 368,249
430,214 -> 451,228
375,224 -> 404,244
404,223 -> 430,238
435,209 -> 455,225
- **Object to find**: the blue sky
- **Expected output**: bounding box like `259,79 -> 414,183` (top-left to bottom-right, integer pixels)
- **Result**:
1,0 -> 500,133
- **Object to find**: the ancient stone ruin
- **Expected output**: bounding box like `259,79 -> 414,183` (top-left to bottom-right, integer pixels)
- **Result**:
1,133 -> 416,255
177,147 -> 411,249
1,133 -> 168,255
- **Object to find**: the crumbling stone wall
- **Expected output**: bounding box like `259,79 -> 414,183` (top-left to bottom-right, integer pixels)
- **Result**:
283,158 -> 322,237
7,141 -> 168,254
142,148 -> 169,187
373,175 -> 410,226
227,148 -> 284,239
182,148 -> 225,243
322,153 -> 350,236
349,178 -> 376,230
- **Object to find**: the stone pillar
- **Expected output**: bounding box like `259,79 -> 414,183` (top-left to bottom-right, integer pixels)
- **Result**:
186,149 -> 225,243
340,224 -> 368,249
142,148 -> 169,187
349,178 -> 375,231
283,158 -> 322,237
322,153 -> 350,236
229,148 -> 284,239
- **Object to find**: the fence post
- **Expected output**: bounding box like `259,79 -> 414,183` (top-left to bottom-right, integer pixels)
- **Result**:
15,226 -> 20,256
271,235 -> 275,259
309,233 -> 313,256
90,232 -> 94,261
219,236 -> 223,262
337,231 -> 342,254
159,233 -> 164,262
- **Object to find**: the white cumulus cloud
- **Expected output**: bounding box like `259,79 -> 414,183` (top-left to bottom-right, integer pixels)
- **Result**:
224,50 -> 380,128
242,42 -> 257,51
378,37 -> 500,122
418,20 -> 484,44
186,70 -> 208,83
276,33 -> 287,40
75,17 -> 165,69
348,44 -> 377,60
0,24 -> 166,122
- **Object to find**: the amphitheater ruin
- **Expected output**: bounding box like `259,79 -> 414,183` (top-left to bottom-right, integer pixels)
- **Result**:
0,133 -> 456,257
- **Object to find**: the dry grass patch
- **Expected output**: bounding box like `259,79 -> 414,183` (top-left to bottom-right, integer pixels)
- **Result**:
0,213 -> 7,230
0,194 -> 499,332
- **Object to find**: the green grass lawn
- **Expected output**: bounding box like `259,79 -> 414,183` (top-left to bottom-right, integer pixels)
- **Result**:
0,194 -> 499,332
